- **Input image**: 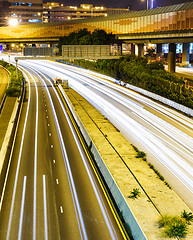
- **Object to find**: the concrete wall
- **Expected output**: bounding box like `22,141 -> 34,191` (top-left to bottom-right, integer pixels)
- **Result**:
24,47 -> 54,56
62,45 -> 110,58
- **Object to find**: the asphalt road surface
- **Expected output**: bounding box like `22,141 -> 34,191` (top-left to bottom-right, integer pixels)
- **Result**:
0,63 -> 125,240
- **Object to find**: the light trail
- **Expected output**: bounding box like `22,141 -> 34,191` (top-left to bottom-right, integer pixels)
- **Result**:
6,70 -> 31,240
22,60 -> 193,198
32,66 -> 39,240
26,64 -> 119,240
34,69 -> 88,240
18,176 -> 27,240
43,175 -> 48,240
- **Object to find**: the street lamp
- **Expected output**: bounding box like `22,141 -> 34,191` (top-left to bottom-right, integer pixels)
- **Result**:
141,0 -> 149,10
141,0 -> 154,10
8,18 -> 18,27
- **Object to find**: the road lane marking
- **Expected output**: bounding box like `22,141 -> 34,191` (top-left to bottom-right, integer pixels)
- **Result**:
55,85 -> 118,239
6,71 -> 31,240
25,67 -> 88,240
18,176 -> 27,240
32,71 -> 39,240
43,175 -> 48,240
41,75 -> 88,240
60,206 -> 63,214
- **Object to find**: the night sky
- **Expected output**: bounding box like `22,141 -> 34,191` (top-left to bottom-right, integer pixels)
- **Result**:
57,0 -> 192,10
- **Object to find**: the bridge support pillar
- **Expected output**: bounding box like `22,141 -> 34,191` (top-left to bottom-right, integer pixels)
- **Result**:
131,43 -> 135,55
182,43 -> 190,65
156,43 -> 162,60
137,44 -> 144,57
168,43 -> 176,73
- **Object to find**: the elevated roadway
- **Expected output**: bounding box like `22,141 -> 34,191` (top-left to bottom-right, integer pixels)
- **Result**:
0,2 -> 193,44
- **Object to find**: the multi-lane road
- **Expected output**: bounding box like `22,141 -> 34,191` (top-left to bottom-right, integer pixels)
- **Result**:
1,56 -> 193,239
15,60 -> 193,211
0,61 -> 126,240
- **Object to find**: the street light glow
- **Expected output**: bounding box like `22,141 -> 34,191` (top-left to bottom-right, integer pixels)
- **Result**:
9,18 -> 18,27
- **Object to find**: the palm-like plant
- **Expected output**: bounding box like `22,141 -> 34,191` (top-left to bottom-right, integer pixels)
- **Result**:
181,210 -> 193,224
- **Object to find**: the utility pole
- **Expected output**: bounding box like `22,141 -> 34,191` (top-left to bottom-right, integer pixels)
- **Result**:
15,59 -> 18,79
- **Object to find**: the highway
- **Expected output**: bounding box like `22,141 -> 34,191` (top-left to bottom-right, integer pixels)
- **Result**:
18,60 -> 193,211
0,62 -> 125,239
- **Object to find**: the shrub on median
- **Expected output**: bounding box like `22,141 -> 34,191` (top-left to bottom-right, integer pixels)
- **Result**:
73,55 -> 193,110
0,60 -> 23,97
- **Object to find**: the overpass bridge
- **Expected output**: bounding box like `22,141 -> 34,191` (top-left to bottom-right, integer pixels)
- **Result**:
0,1 -> 193,72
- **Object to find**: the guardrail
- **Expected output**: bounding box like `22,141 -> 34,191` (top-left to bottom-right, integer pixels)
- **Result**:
120,81 -> 193,117
58,84 -> 147,240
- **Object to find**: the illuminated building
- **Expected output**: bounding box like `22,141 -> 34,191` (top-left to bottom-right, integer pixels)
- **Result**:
43,3 -> 129,23
0,0 -> 43,26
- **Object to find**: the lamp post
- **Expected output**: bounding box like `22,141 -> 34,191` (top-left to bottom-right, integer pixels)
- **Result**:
142,0 -> 148,10
142,0 -> 154,10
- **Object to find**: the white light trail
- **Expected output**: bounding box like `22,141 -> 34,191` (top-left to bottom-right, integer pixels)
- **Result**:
18,176 -> 27,240
34,70 -> 88,240
43,175 -> 48,240
21,60 -> 193,205
6,70 -> 31,240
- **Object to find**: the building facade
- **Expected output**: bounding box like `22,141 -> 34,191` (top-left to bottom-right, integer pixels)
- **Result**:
0,0 -> 43,26
42,3 -> 128,23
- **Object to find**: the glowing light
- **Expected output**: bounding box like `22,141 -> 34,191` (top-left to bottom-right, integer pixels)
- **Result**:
9,18 -> 18,27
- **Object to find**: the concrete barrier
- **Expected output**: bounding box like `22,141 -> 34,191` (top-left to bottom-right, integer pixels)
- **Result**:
58,84 -> 147,240
0,99 -> 18,174
119,81 -> 193,117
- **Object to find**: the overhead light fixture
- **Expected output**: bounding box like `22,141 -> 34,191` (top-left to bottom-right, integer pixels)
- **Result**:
9,18 -> 18,27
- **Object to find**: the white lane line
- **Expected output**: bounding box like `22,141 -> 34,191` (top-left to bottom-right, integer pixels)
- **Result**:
40,74 -> 87,240
55,85 -> 117,239
43,175 -> 48,240
18,176 -> 27,240
6,71 -> 31,240
32,73 -> 39,240
56,179 -> 59,184
60,206 -> 63,214
24,66 -> 87,240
